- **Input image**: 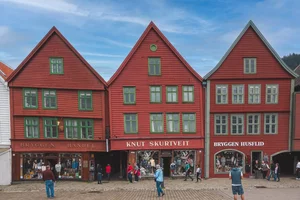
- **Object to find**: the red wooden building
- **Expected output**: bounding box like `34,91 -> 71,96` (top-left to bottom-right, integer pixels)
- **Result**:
107,22 -> 204,178
7,27 -> 108,181
203,20 -> 298,178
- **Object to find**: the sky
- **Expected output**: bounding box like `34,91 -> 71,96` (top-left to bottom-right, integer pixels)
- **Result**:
0,0 -> 300,81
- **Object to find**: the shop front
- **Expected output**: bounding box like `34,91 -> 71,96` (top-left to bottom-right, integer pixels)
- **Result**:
11,140 -> 106,181
111,138 -> 204,178
210,140 -> 287,178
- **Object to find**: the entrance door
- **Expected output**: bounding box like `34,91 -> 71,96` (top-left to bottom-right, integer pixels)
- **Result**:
251,151 -> 262,174
160,157 -> 171,177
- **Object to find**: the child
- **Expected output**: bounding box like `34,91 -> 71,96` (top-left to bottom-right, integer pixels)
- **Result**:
196,165 -> 202,182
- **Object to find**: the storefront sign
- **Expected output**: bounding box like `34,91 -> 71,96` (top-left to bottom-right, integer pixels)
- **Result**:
126,140 -> 190,148
20,143 -> 55,148
67,143 -> 95,148
213,141 -> 264,147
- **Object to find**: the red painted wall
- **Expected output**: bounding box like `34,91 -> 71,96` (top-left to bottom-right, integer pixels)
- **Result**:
109,29 -> 204,144
293,93 -> 300,150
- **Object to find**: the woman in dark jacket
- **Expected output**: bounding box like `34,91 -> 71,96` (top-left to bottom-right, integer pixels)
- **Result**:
97,164 -> 103,184
275,163 -> 281,182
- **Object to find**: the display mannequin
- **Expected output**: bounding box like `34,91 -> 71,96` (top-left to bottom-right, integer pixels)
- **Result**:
42,163 -> 46,171
150,158 -> 155,174
55,162 -> 62,178
32,160 -> 38,170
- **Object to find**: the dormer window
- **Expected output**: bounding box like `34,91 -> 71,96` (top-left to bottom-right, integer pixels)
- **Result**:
244,58 -> 256,74
50,58 -> 64,74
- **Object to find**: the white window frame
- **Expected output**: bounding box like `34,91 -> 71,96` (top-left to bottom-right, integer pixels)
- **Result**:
247,114 -> 260,135
231,114 -> 244,135
248,84 -> 261,104
214,114 -> 228,135
216,85 -> 228,104
264,113 -> 278,134
266,84 -> 278,104
232,85 -> 244,104
244,58 -> 256,74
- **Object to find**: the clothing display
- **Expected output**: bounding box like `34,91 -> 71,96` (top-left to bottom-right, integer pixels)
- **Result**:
137,151 -> 159,176
215,151 -> 243,173
173,150 -> 195,176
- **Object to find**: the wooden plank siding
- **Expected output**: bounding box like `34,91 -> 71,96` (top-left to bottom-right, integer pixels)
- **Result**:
293,93 -> 300,150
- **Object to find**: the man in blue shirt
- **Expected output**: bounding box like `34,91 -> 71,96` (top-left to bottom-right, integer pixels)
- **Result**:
154,164 -> 165,198
229,164 -> 245,200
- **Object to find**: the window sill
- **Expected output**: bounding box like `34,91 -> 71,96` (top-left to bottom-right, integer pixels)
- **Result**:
166,132 -> 180,134
23,107 -> 38,110
150,132 -> 164,134
150,102 -> 162,104
166,102 -> 178,104
123,103 -> 136,105
214,134 -> 229,136
124,132 -> 138,134
182,101 -> 194,104
183,132 -> 196,134
43,108 -> 58,110
78,109 -> 94,111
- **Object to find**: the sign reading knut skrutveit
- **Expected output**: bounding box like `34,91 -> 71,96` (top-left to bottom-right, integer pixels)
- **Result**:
213,141 -> 264,147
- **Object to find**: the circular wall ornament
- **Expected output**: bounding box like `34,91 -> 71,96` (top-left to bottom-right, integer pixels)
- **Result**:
150,44 -> 157,51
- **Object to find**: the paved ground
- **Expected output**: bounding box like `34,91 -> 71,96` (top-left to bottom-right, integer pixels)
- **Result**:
0,178 -> 299,199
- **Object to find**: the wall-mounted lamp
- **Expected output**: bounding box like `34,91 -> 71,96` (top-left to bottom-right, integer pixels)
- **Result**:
57,118 -> 64,132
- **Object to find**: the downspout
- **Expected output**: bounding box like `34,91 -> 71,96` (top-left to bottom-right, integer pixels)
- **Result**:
204,80 -> 210,179
289,79 -> 295,151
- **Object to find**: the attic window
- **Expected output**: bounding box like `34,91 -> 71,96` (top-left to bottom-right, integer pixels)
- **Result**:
50,58 -> 64,74
0,70 -> 6,77
244,58 -> 256,74
150,44 -> 157,52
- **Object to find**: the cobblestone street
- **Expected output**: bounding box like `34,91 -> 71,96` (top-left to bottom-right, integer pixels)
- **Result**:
0,178 -> 299,199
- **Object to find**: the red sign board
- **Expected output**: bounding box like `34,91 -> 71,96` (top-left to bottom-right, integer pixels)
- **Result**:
110,138 -> 204,150
12,140 -> 106,152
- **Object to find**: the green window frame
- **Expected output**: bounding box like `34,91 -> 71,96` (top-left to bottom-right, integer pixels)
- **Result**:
42,89 -> 57,109
44,118 -> 58,138
182,86 -> 194,103
50,57 -> 64,74
123,87 -> 136,104
166,86 -> 178,103
124,114 -> 138,134
65,119 -> 94,139
150,113 -> 164,133
182,113 -> 196,133
150,86 -> 162,103
148,58 -> 161,76
23,88 -> 38,109
166,113 -> 180,133
78,91 -> 93,110
24,117 -> 39,138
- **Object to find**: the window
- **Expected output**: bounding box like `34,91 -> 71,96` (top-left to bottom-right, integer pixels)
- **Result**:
248,85 -> 261,104
215,114 -> 228,135
182,86 -> 194,103
78,91 -> 93,110
124,114 -> 138,134
264,114 -> 278,134
123,87 -> 136,104
65,119 -> 94,139
266,85 -> 278,104
150,113 -> 163,133
216,85 -> 228,104
24,117 -> 39,138
231,115 -> 244,135
23,88 -> 38,109
65,119 -> 78,139
166,113 -> 179,133
44,118 -> 58,138
215,150 -> 244,174
232,85 -> 244,104
148,58 -> 161,75
50,58 -> 64,74
43,90 -> 57,109
182,113 -> 196,133
166,86 -> 178,103
247,114 -> 260,134
244,58 -> 256,74
150,86 -> 161,103
79,120 -> 93,139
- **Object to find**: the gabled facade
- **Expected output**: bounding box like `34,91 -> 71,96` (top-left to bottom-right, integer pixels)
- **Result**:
108,22 -> 204,178
294,65 -> 300,91
7,27 -> 107,181
0,61 -> 13,185
204,20 -> 297,178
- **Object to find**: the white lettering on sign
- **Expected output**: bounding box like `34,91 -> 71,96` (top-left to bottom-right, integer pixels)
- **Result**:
213,141 -> 264,147
125,140 -> 190,148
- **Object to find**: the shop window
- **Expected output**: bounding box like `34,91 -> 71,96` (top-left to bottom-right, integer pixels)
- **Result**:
173,150 -> 195,175
59,153 -> 82,179
137,151 -> 159,176
150,113 -> 164,133
21,153 -> 45,180
182,86 -> 194,103
182,113 -> 196,133
43,89 -> 57,109
150,86 -> 162,103
215,150 -> 244,174
23,88 -> 38,109
166,86 -> 178,103
78,91 -> 93,110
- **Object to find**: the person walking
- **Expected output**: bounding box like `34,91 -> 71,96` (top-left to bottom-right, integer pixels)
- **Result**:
296,159 -> 300,180
170,161 -> 176,178
196,165 -> 202,182
274,163 -> 280,182
261,161 -> 269,179
184,161 -> 193,181
106,164 -> 111,182
267,161 -> 275,181
42,165 -> 55,199
134,164 -> 140,182
127,163 -> 133,183
154,164 -> 165,198
97,164 -> 103,184
229,164 -> 245,200
253,160 -> 261,179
